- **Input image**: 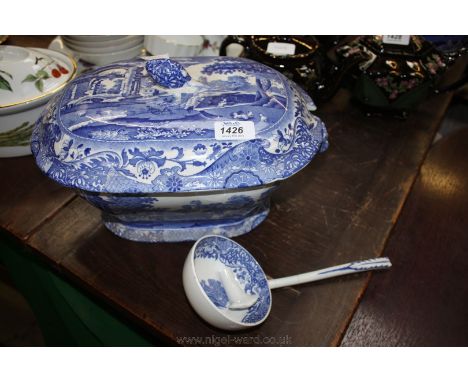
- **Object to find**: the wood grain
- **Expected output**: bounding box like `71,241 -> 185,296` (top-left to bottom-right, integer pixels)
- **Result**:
4,36 -> 54,48
341,128 -> 468,346
26,198 -> 101,264
0,156 -> 76,240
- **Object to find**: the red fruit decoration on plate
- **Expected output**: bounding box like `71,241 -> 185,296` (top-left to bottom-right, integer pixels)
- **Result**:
57,64 -> 69,74
51,68 -> 61,78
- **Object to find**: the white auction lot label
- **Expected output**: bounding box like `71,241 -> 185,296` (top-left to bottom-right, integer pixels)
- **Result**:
382,35 -> 410,45
214,121 -> 256,140
266,42 -> 296,56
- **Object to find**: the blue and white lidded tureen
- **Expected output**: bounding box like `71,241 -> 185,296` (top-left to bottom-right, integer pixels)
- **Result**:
31,56 -> 328,242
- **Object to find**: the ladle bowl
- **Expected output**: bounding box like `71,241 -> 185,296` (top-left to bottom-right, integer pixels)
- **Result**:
183,235 -> 271,330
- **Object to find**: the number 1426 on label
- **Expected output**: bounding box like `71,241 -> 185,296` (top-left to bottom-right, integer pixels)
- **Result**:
214,121 -> 256,140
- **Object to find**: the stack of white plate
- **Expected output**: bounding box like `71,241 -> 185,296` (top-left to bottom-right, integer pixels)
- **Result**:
62,35 -> 144,66
144,35 -> 204,57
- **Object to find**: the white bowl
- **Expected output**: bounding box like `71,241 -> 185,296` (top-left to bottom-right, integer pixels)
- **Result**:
76,44 -> 144,66
0,46 -> 76,157
199,35 -> 226,56
144,35 -> 204,57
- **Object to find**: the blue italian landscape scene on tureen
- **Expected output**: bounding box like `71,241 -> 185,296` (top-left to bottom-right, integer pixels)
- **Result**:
60,60 -> 287,141
32,57 -> 328,194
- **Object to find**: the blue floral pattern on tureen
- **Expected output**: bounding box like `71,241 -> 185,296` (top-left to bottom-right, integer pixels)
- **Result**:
194,236 -> 271,324
31,56 -> 328,193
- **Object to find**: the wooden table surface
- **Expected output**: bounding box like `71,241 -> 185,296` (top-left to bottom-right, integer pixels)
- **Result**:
1,36 -> 467,346
342,127 -> 468,346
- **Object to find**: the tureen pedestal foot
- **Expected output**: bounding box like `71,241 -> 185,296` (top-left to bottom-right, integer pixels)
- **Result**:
102,209 -> 270,243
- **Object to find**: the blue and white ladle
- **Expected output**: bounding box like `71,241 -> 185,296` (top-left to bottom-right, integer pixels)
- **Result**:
183,235 -> 392,330
221,257 -> 392,310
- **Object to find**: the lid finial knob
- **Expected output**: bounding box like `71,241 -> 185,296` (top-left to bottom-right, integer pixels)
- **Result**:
145,58 -> 191,88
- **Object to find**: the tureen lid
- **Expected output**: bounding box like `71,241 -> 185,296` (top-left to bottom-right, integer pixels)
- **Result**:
32,56 -> 328,193
0,45 -> 76,109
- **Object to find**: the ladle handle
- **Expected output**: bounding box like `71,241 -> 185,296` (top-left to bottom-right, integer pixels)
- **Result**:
267,257 -> 392,290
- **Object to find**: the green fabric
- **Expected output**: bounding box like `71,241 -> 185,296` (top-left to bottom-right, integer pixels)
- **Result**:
0,233 -> 156,346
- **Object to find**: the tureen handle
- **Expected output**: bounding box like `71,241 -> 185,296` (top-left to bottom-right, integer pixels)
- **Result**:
145,58 -> 191,88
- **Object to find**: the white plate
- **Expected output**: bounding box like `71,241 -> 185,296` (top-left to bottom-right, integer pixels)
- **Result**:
64,37 -> 143,54
62,35 -> 142,49
76,44 -> 144,66
64,35 -> 127,43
